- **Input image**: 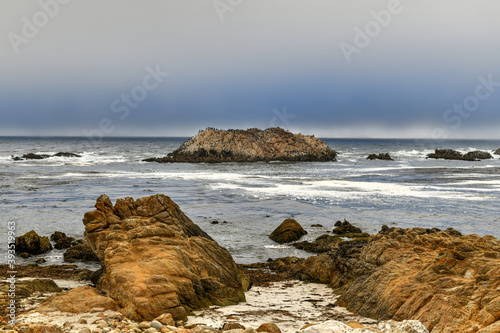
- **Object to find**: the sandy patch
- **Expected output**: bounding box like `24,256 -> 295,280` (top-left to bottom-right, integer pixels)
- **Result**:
187,280 -> 377,333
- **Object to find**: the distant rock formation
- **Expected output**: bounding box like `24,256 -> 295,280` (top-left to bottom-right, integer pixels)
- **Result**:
15,230 -> 52,255
12,152 -> 81,161
427,149 -> 492,161
269,219 -> 308,244
367,153 -> 393,161
143,128 -> 337,163
300,226 -> 500,333
82,194 -> 246,321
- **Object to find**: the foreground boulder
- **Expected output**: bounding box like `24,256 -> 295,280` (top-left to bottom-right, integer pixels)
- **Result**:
269,219 -> 308,244
367,153 -> 393,161
143,127 -> 337,163
427,149 -> 493,161
301,227 -> 500,333
82,194 -> 246,321
15,230 -> 52,255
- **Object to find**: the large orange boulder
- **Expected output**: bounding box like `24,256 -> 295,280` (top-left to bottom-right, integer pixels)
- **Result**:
82,194 -> 246,321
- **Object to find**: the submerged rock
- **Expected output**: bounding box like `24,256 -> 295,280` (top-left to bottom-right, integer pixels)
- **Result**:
269,219 -> 308,244
301,226 -> 500,333
427,149 -> 492,161
15,230 -> 52,255
367,153 -> 393,161
21,153 -> 51,160
143,127 -> 337,163
53,152 -> 81,158
82,194 -> 246,321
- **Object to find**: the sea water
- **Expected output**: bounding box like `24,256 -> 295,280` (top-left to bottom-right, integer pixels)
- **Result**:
1,136 -> 499,268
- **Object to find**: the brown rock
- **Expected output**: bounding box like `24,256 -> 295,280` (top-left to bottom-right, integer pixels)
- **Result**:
222,323 -> 245,330
154,313 -> 175,326
15,230 -> 52,255
143,128 -> 337,163
35,286 -> 119,313
83,194 -> 245,321
50,231 -> 74,249
63,240 -> 99,262
256,323 -> 281,333
269,219 -> 307,244
300,227 -> 500,333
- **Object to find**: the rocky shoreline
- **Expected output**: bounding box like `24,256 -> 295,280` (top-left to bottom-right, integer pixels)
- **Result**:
3,194 -> 499,333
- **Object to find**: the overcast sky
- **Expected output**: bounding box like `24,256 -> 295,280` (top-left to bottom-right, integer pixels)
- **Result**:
1,0 -> 499,138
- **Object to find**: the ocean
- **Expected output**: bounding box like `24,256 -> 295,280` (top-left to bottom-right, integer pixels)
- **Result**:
1,136 -> 499,268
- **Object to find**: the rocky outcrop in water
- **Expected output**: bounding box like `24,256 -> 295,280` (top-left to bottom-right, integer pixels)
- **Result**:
50,231 -> 74,250
494,148 -> 500,155
82,194 -> 246,321
293,221 -> 369,253
11,152 -> 81,160
15,231 -> 52,255
143,128 -> 337,163
63,240 -> 99,262
427,149 -> 493,161
300,226 -> 500,333
269,219 -> 308,244
367,153 -> 393,161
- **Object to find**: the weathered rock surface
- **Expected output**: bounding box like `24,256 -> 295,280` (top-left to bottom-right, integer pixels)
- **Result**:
269,219 -> 308,244
143,127 -> 337,163
15,230 -> 53,255
427,149 -> 493,161
50,231 -> 74,250
35,286 -> 119,313
367,153 -> 393,161
82,194 -> 246,321
300,226 -> 500,333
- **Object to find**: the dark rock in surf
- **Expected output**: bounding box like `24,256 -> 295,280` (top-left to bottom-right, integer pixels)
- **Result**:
333,220 -> 363,236
15,230 -> 53,255
50,231 -> 75,250
494,148 -> 500,155
22,153 -> 51,160
63,240 -> 99,262
367,153 -> 393,160
269,219 -> 308,244
53,152 -> 81,158
427,149 -> 492,161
